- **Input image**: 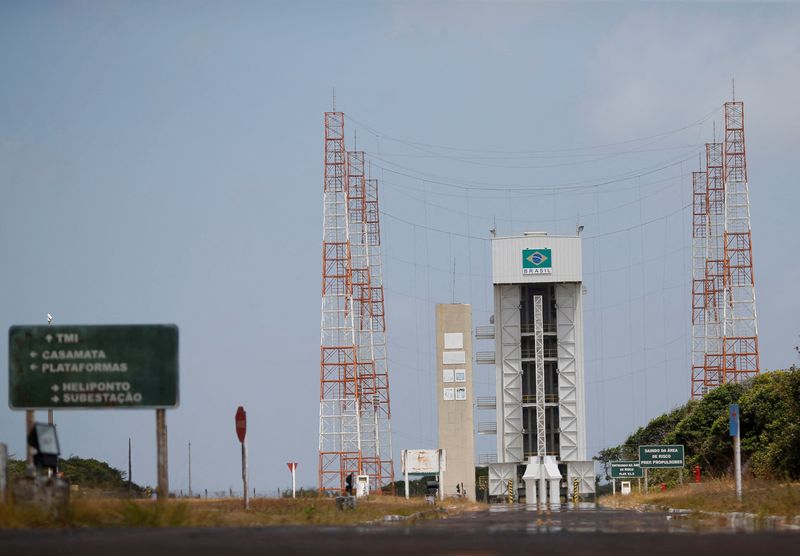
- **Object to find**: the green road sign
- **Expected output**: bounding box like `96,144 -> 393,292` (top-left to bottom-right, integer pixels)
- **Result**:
639,445 -> 684,468
610,461 -> 643,478
9,325 -> 178,409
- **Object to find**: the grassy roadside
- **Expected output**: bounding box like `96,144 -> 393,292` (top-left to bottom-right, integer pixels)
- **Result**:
0,495 -> 478,529
600,479 -> 800,517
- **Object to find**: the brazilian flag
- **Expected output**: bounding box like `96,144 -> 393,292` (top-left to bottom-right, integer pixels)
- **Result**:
522,248 -> 551,269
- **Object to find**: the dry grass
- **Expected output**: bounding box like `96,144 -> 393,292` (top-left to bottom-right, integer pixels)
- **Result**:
0,495 -> 463,529
601,479 -> 800,517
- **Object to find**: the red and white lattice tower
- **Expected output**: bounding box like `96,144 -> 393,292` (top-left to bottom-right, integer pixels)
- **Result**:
691,100 -> 759,399
319,113 -> 394,493
691,168 -> 708,398
365,176 -> 395,490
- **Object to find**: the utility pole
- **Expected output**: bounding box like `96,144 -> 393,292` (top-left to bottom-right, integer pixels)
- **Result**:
188,441 -> 192,498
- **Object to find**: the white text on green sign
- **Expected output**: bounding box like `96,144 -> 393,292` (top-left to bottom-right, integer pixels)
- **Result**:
638,445 -> 685,468
610,461 -> 643,478
9,324 -> 179,409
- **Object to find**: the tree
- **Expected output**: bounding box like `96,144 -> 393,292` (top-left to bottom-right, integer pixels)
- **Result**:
6,455 -> 146,492
740,370 -> 800,478
597,368 -> 800,482
670,382 -> 744,475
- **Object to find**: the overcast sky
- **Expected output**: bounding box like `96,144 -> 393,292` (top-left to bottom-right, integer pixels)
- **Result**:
2,1 -> 799,494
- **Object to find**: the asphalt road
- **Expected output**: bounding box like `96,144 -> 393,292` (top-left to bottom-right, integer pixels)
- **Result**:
2,505 -> 798,555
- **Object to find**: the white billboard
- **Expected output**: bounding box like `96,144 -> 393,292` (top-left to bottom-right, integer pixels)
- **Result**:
402,449 -> 446,474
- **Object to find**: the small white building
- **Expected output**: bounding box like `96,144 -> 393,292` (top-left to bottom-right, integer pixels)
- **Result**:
477,232 -> 594,503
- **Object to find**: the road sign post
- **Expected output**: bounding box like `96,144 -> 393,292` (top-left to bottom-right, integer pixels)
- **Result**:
403,451 -> 409,500
235,406 -> 248,510
156,409 -> 168,500
287,462 -> 298,498
730,403 -> 742,501
25,410 -> 34,465
241,440 -> 248,509
0,442 -> 8,501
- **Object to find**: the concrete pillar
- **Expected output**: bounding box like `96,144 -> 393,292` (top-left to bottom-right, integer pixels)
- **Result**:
539,474 -> 547,505
525,478 -> 537,505
549,479 -> 560,508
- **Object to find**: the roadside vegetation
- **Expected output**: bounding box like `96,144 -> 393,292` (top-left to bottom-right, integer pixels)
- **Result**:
596,367 -> 800,487
0,495 -> 463,529
2,455 -> 476,528
602,478 -> 800,517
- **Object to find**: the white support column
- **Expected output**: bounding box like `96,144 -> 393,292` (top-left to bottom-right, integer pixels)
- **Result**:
496,285 -> 523,463
539,471 -> 546,506
525,478 -> 537,505
556,283 -> 586,461
549,479 -> 560,508
488,463 -> 516,497
533,296 -> 546,458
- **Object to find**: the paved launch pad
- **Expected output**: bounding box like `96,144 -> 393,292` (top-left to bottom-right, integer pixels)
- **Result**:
1,505 -> 797,555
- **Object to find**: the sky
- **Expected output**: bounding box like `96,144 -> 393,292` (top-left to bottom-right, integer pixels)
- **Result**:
1,1 -> 799,495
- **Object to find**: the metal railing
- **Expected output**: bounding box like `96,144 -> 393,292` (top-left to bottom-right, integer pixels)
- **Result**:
477,422 -> 497,434
521,322 -> 557,334
523,451 -> 561,459
475,325 -> 495,339
521,347 -> 558,359
475,351 -> 496,364
476,396 -> 497,409
521,393 -> 559,404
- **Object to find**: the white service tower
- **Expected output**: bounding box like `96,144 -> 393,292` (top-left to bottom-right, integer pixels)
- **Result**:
477,232 -> 594,503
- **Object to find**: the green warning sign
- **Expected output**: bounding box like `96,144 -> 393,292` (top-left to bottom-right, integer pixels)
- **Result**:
610,461 -> 643,478
522,248 -> 552,275
639,445 -> 684,468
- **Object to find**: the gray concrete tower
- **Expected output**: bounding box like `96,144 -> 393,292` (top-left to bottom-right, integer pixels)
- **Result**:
436,304 -> 476,501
